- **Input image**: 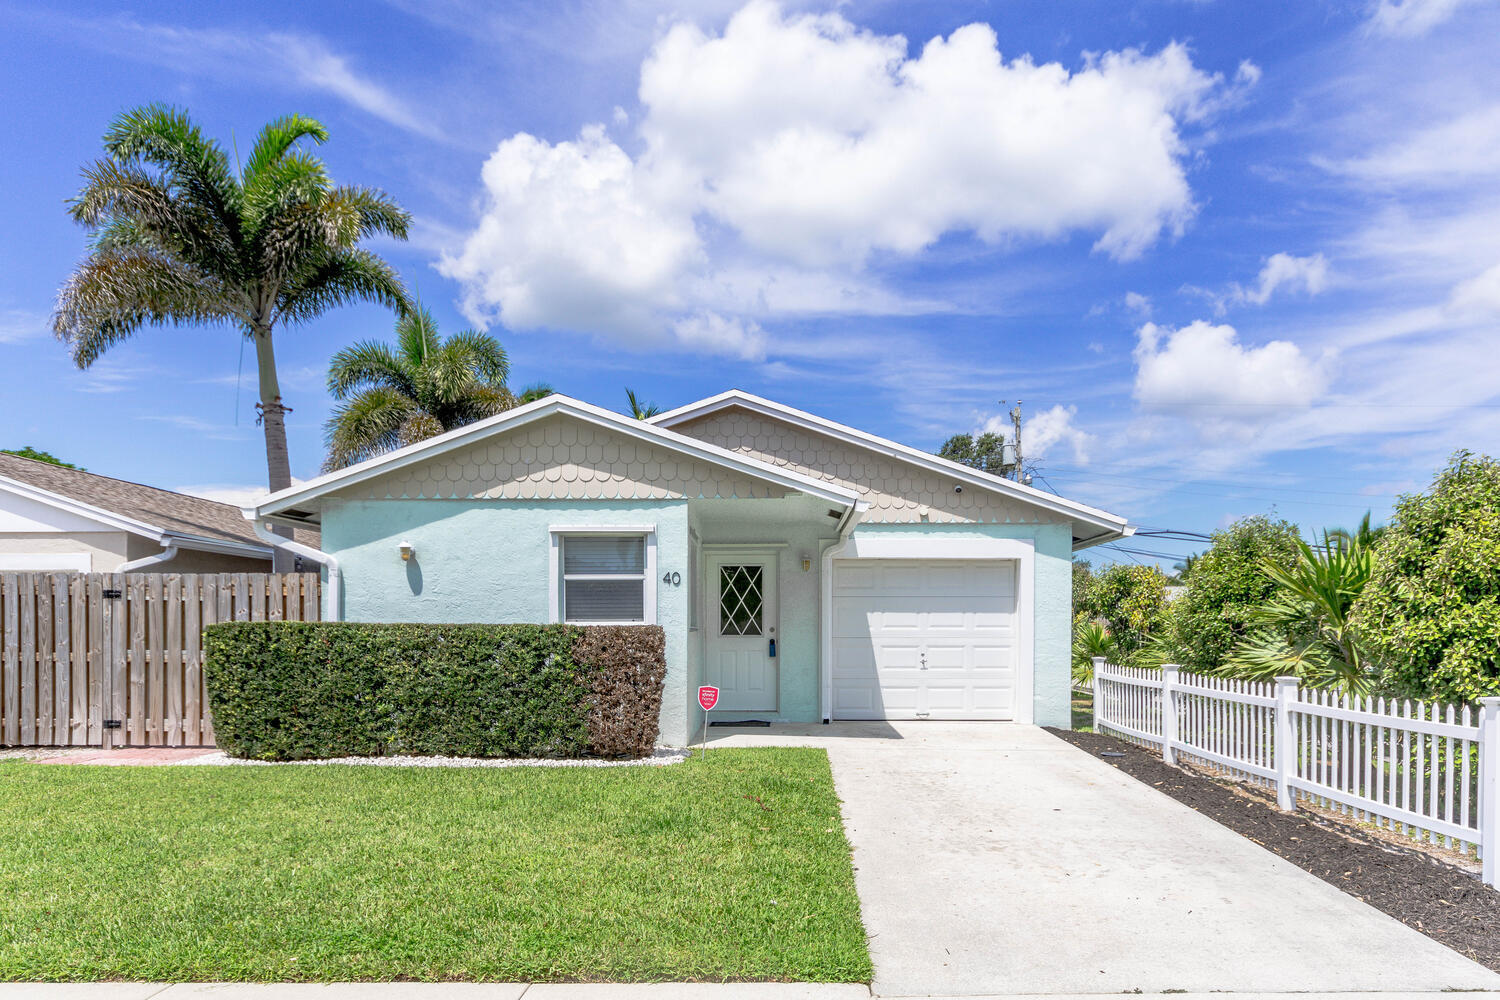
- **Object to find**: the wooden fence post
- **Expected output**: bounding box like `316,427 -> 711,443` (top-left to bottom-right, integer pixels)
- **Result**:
1274,675 -> 1300,812
1479,698 -> 1500,887
1161,664 -> 1180,766
1091,657 -> 1105,733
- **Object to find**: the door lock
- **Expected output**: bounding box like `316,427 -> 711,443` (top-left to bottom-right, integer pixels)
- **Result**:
919,650 -> 928,670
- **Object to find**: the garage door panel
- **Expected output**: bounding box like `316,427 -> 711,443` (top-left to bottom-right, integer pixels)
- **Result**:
831,559 -> 1021,721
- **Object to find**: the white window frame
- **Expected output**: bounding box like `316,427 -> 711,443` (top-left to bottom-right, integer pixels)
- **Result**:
548,525 -> 657,625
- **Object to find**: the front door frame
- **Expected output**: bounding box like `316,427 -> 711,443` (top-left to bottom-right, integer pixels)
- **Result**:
704,545 -> 781,713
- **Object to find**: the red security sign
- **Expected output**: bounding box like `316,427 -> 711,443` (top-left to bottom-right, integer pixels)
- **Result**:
698,686 -> 720,712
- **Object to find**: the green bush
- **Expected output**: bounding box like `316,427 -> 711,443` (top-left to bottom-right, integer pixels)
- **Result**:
1166,515 -> 1303,670
1352,452 -> 1500,701
1075,563 -> 1169,658
203,622 -> 666,761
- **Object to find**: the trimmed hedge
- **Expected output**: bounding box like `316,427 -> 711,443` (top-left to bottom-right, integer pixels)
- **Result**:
202,622 -> 666,761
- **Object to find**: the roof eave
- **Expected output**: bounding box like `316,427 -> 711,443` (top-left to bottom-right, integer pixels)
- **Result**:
247,395 -> 863,518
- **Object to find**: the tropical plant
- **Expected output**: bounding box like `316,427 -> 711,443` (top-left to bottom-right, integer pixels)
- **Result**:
52,104 -> 410,557
625,388 -> 660,420
1164,515 -> 1303,670
1218,514 -> 1379,692
323,310 -> 520,470
1168,552 -> 1199,584
1074,563 -> 1170,660
937,431 -> 1011,476
2,446 -> 81,470
516,383 -> 555,405
1072,618 -> 1117,688
1351,452 -> 1500,702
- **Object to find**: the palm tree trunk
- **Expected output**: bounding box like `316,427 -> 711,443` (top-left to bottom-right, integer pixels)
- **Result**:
252,322 -> 296,572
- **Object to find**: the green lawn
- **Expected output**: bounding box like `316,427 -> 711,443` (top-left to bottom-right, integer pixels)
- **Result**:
0,749 -> 871,984
1072,690 -> 1093,732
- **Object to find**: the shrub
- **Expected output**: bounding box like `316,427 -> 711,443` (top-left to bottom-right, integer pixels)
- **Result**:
203,622 -> 667,761
1351,452 -> 1500,702
1074,563 -> 1169,658
1165,515 -> 1303,670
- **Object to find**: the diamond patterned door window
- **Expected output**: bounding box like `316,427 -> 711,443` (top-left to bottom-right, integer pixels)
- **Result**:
719,565 -> 763,636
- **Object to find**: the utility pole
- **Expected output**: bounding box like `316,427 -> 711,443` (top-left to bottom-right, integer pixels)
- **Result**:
1000,400 -> 1024,482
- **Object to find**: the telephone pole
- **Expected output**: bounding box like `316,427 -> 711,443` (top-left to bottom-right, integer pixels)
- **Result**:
1001,400 -> 1024,482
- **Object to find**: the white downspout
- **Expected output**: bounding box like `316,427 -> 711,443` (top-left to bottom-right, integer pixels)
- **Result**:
820,501 -> 868,723
118,539 -> 178,572
250,519 -> 341,621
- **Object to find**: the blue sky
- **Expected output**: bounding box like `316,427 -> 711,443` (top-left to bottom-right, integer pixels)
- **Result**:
2,0 -> 1498,569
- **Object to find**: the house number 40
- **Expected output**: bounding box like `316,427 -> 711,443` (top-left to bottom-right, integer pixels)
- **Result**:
662,571 -> 681,586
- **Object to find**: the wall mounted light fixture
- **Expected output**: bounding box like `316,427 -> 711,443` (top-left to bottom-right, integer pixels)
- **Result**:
800,552 -> 812,572
398,540 -> 415,562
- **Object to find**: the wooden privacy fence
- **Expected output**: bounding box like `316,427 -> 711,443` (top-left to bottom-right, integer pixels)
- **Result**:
1,572 -> 320,750
1093,658 -> 1500,885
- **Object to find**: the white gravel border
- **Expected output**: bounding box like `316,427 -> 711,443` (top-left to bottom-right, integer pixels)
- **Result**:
172,748 -> 691,768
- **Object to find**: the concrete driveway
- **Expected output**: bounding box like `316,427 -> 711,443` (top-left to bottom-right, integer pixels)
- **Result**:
708,723 -> 1500,998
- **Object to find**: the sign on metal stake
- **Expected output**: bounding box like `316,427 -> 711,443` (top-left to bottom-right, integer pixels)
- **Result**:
697,685 -> 719,759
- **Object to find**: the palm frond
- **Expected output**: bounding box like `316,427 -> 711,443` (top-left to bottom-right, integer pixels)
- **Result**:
53,247 -> 240,367
241,113 -> 328,188
395,309 -> 442,367
326,340 -> 415,400
321,386 -> 418,470
626,387 -> 660,419
516,383 -> 555,404
100,104 -> 242,252
277,249 -> 409,324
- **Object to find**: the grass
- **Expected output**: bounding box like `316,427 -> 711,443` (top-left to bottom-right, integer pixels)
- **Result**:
1072,690 -> 1093,732
0,749 -> 871,984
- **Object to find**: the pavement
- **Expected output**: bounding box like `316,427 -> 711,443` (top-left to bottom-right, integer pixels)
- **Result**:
5,723 -> 1499,999
709,722 -> 1500,997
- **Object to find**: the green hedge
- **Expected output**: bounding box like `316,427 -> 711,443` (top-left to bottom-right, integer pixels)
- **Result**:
202,622 -> 666,761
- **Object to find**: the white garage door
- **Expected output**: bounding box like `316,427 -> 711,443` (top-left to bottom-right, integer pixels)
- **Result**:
831,559 -> 1020,720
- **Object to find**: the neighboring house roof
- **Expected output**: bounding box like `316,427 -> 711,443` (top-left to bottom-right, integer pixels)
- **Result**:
0,452 -> 317,557
651,389 -> 1132,549
246,394 -> 867,524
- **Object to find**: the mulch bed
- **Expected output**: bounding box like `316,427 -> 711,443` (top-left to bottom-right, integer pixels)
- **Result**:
1048,726 -> 1500,971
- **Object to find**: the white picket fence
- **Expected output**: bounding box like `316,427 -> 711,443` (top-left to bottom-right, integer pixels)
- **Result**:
1092,658 -> 1500,885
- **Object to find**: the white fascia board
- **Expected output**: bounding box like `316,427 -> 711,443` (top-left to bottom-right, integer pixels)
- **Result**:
652,390 -> 1131,537
164,532 -> 274,559
248,395 -> 862,519
0,476 -> 169,542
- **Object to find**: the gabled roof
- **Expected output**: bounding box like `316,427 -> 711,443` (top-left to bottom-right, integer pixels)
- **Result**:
651,390 -> 1132,549
247,394 -> 866,523
0,452 -> 316,556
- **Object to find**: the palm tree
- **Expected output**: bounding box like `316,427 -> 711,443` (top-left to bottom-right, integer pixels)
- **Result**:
1220,514 -> 1380,692
323,309 -> 522,470
516,383 -> 555,405
625,388 -> 660,420
53,105 -> 410,561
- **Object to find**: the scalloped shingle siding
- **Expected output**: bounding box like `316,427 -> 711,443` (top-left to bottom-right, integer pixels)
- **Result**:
331,415 -> 786,502
672,409 -> 1050,524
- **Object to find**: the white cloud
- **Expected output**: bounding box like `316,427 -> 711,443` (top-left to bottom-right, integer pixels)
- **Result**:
1025,405 -> 1093,463
443,1 -> 1250,355
1124,292 -> 1153,319
0,308 -> 46,345
671,311 -> 767,359
1367,0 -> 1486,36
1133,320 -> 1333,410
1448,262 -> 1500,316
1336,104 -> 1500,187
65,15 -> 444,139
1231,252 -> 1331,306
179,480 -> 304,507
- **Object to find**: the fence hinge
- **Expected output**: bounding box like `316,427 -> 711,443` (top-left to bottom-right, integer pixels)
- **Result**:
102,588 -> 123,599
102,719 -> 122,730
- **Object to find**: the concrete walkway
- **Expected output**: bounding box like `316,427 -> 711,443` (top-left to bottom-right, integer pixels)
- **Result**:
710,722 -> 1500,996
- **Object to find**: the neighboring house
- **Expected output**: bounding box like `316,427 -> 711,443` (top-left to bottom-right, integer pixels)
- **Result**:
243,390 -> 1131,745
0,452 -> 316,573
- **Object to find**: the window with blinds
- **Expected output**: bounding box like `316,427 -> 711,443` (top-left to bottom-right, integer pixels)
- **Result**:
561,535 -> 646,622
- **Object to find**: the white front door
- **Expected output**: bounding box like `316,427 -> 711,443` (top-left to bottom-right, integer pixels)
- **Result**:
705,550 -> 779,711
831,559 -> 1020,720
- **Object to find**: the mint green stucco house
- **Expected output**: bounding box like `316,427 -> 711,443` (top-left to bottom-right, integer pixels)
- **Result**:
244,391 -> 1131,746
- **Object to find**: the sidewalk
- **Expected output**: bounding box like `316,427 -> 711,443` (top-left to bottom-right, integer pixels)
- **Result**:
1,986 -> 1490,999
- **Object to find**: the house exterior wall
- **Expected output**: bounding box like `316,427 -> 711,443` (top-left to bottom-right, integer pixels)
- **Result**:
320,498 -> 695,745
672,407 -> 1043,524
845,521 -> 1074,727
0,531 -> 131,571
